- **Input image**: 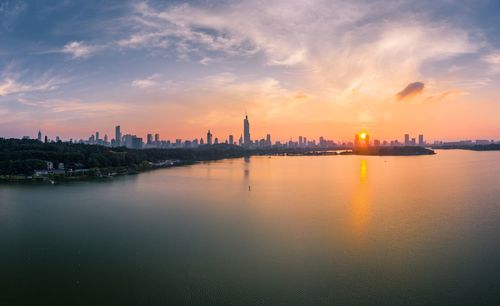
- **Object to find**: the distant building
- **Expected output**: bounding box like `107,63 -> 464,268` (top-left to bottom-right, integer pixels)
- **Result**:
147,133 -> 153,145
266,134 -> 271,146
475,139 -> 490,145
243,113 -> 251,146
155,133 -> 159,143
418,134 -> 424,146
115,125 -> 121,146
123,134 -> 143,149
229,135 -> 234,145
404,134 -> 410,146
354,132 -> 369,148
207,130 -> 213,145
37,130 -> 42,142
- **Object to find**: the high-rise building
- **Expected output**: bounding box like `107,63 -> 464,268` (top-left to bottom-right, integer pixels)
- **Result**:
155,133 -> 159,143
37,130 -> 42,142
266,134 -> 271,146
404,134 -> 410,146
418,134 -> 424,146
243,113 -> 251,146
96,132 -> 100,141
115,125 -> 121,146
147,133 -> 153,145
354,132 -> 369,148
44,135 -> 48,143
207,130 -> 213,145
104,134 -> 108,143
123,134 -> 142,149
214,137 -> 219,145
229,135 -> 234,145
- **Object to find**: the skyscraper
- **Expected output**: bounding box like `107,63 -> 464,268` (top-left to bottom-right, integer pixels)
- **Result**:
418,134 -> 424,146
229,135 -> 234,145
207,130 -> 213,145
96,132 -> 100,141
147,133 -> 153,145
37,130 -> 42,142
243,113 -> 251,146
115,125 -> 121,146
404,134 -> 410,146
155,133 -> 159,143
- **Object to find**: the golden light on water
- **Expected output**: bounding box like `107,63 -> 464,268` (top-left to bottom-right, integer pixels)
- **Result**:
350,159 -> 371,244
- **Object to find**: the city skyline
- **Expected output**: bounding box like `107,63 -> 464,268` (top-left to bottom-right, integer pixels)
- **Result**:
1,1 -> 500,140
19,112 -> 499,149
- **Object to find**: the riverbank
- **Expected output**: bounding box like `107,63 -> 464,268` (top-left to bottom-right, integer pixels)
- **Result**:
0,139 -> 436,184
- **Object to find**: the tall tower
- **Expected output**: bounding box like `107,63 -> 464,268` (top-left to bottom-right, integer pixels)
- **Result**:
404,134 -> 410,146
207,130 -> 213,145
115,125 -> 121,146
418,134 -> 424,146
37,130 -> 42,142
243,113 -> 251,146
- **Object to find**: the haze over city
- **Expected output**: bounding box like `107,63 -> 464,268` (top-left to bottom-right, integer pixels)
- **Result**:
1,0 -> 500,141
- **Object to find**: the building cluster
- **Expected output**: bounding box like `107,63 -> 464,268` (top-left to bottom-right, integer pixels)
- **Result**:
26,115 -> 497,150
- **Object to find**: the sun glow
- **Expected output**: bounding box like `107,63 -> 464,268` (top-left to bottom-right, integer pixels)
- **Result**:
359,132 -> 367,140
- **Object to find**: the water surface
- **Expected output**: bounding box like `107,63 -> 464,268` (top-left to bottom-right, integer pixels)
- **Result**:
1,150 -> 499,305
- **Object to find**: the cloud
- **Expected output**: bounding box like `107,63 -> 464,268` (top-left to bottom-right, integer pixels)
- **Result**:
62,41 -> 95,59
113,1 -> 477,103
396,82 -> 425,100
131,74 -> 161,89
483,51 -> 500,73
0,76 -> 66,96
425,88 -> 465,102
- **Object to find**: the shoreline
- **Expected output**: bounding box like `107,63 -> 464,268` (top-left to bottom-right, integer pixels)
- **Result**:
0,147 -> 437,184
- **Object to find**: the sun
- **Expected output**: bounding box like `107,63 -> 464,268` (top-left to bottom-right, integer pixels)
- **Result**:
359,132 -> 367,140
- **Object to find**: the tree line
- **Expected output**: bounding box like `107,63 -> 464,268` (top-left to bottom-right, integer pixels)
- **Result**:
0,139 -> 248,175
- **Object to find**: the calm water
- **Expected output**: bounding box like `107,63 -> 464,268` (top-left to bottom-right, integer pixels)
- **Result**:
1,150 -> 499,305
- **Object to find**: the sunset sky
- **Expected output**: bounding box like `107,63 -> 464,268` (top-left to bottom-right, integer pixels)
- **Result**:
1,0 -> 500,142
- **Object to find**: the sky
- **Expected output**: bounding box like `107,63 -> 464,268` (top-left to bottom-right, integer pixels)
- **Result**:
1,0 -> 500,142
